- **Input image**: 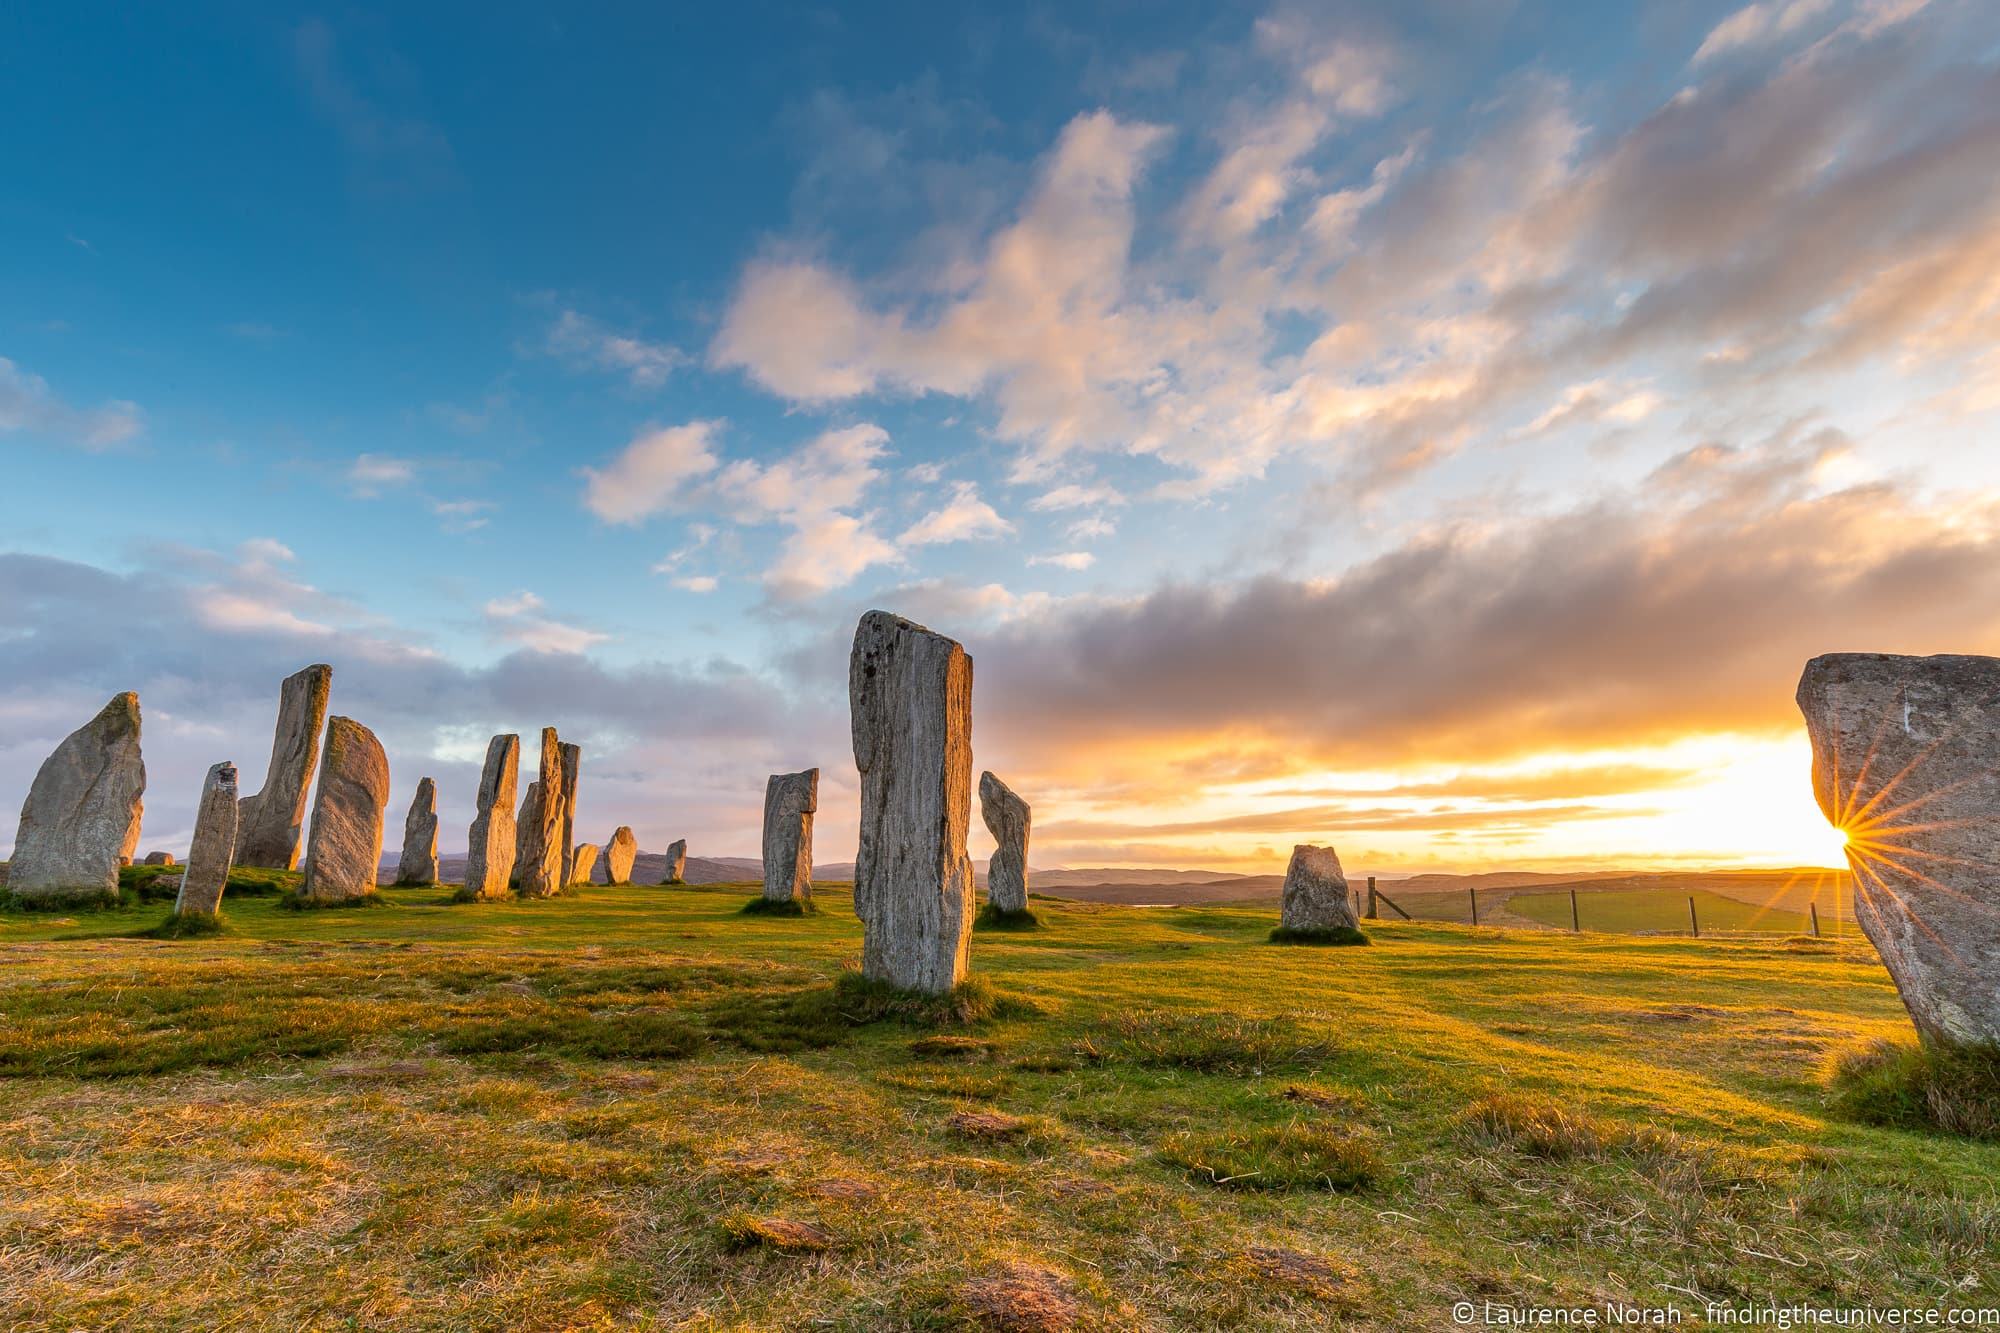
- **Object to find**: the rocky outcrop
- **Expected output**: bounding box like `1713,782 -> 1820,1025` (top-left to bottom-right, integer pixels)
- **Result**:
761,769 -> 818,904
9,692 -> 147,904
850,610 -> 976,994
1280,844 -> 1355,933
605,826 -> 637,885
517,729 -> 565,898
978,771 -> 1030,915
395,778 -> 438,886
142,851 -> 176,866
662,838 -> 687,884
570,842 -> 601,886
236,664 -> 332,869
1799,653 -> 2000,1045
462,734 -> 519,900
299,717 -> 389,904
557,742 -> 581,887
174,762 -> 239,917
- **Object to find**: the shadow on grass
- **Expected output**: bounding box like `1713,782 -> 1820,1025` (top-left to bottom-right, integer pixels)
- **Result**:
975,903 -> 1043,931
1832,1038 -> 2000,1141
1268,925 -> 1370,947
740,896 -> 815,917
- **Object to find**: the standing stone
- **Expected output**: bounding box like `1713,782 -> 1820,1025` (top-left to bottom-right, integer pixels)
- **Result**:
236,664 -> 333,869
1799,653 -> 2000,1045
761,770 -> 818,904
143,851 -> 176,866
662,838 -> 688,885
604,826 -> 638,885
557,742 -> 582,887
395,778 -> 439,886
850,610 -> 976,994
462,734 -> 520,900
9,692 -> 147,904
517,728 -> 565,898
174,762 -> 239,916
299,716 -> 389,904
570,842 -> 601,886
513,782 -> 542,872
1280,844 -> 1356,933
978,771 -> 1031,915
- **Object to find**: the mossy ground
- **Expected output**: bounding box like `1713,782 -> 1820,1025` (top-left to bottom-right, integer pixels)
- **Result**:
0,881 -> 1994,1329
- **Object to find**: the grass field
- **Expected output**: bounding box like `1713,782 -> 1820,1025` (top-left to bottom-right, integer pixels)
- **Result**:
2,880 -> 1996,1330
1507,887 -> 1826,936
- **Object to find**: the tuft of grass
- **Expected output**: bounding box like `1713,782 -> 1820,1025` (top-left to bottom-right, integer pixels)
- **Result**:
278,889 -> 384,911
909,1034 -> 996,1061
1831,1038 -> 2000,1141
832,971 -> 1016,1027
977,902 -> 1044,931
135,910 -> 230,940
1267,924 -> 1370,946
1082,1009 -> 1326,1076
1459,1091 -> 1617,1159
1159,1120 -> 1382,1191
441,1009 -> 705,1061
740,896 -> 815,917
719,1213 -> 833,1252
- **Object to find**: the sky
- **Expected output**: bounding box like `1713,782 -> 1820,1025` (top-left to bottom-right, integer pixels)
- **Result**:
4,0 -> 1998,876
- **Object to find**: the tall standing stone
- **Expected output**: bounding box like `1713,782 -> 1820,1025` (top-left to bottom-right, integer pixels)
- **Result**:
605,826 -> 637,885
513,782 -> 541,871
395,777 -> 438,886
557,742 -> 581,887
570,842 -> 601,886
174,762 -> 239,917
236,664 -> 332,869
761,769 -> 818,905
850,610 -> 976,994
299,716 -> 389,905
979,771 -> 1031,915
1280,844 -> 1356,933
517,728 -> 565,898
662,838 -> 688,885
9,692 -> 147,904
462,734 -> 520,900
1799,653 -> 2000,1045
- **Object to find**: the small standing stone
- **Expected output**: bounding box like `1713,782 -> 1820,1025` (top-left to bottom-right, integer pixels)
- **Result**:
143,851 -> 176,866
604,826 -> 637,885
517,729 -> 565,898
762,770 -> 818,905
395,777 -> 439,886
1279,844 -> 1356,933
557,742 -> 582,887
850,610 -> 976,994
9,692 -> 147,904
978,772 -> 1031,915
662,838 -> 687,884
174,762 -> 239,917
299,716 -> 389,905
236,664 -> 332,869
462,734 -> 519,900
570,842 -> 601,886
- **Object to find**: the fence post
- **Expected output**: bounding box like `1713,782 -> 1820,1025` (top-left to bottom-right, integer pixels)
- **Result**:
1468,887 -> 1479,927
1688,896 -> 1700,938
1367,876 -> 1378,920
1570,888 -> 1580,932
1810,902 -> 1821,938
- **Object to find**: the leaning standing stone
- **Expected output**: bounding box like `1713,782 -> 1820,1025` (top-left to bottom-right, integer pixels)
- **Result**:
850,610 -> 976,994
570,842 -> 601,886
396,777 -> 439,885
174,762 -> 239,917
1799,653 -> 2000,1045
236,664 -> 332,869
1279,844 -> 1357,934
761,770 -> 818,905
662,838 -> 687,884
557,742 -> 581,887
978,771 -> 1031,916
299,717 -> 389,905
604,826 -> 637,885
517,729 -> 565,898
461,734 -> 519,900
9,692 -> 147,904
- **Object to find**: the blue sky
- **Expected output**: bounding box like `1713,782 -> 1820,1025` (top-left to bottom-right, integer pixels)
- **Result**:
5,1 -> 1999,872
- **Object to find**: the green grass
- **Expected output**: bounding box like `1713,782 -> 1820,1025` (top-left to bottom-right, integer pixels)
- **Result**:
1511,886 -> 1815,934
976,902 -> 1043,930
1268,923 -> 1370,946
1831,1038 -> 2000,1140
0,879 -> 1993,1329
739,894 -> 814,916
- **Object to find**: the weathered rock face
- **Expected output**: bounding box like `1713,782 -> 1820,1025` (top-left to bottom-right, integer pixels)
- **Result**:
557,742 -> 581,888
1799,653 -> 2000,1045
462,734 -> 519,900
761,769 -> 818,904
513,782 -> 542,870
850,610 -> 976,994
1280,844 -> 1355,933
570,842 -> 601,886
395,777 -> 439,886
605,826 -> 637,885
237,664 -> 332,869
9,692 -> 147,903
143,851 -> 176,866
299,717 -> 389,904
662,838 -> 688,884
517,729 -> 565,898
174,762 -> 239,916
978,771 -> 1031,915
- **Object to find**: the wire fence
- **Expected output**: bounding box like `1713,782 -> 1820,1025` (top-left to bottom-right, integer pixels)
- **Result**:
1352,874 -> 1860,939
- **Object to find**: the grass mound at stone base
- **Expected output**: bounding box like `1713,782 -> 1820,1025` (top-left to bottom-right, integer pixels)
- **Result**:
1267,924 -> 1370,946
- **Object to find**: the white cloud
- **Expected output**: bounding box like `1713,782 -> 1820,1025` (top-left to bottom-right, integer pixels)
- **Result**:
1029,483 -> 1126,511
582,421 -> 723,524
1029,551 -> 1096,571
672,575 -> 718,593
0,357 -> 142,450
483,589 -> 610,654
898,482 -> 1014,546
431,499 -> 493,533
347,452 -> 415,495
766,513 -> 900,600
1066,514 -> 1118,541
546,309 -> 685,389
1692,0 -> 1833,63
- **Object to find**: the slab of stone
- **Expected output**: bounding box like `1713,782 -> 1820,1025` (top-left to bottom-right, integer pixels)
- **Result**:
604,826 -> 637,885
395,777 -> 438,886
462,734 -> 519,900
570,842 -> 601,886
517,729 -> 565,898
978,771 -> 1031,915
761,769 -> 818,904
143,851 -> 176,866
174,762 -> 239,916
557,742 -> 581,887
9,692 -> 147,904
850,610 -> 976,994
662,838 -> 687,884
299,716 -> 389,904
237,664 -> 332,869
513,782 -> 541,870
1280,844 -> 1356,933
1799,652 -> 2000,1045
